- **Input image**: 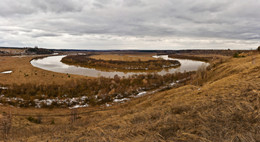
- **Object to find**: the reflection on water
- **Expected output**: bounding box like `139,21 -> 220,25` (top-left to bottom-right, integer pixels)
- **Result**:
30,55 -> 209,78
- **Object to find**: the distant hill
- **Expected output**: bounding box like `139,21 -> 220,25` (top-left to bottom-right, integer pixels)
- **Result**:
0,47 -> 53,55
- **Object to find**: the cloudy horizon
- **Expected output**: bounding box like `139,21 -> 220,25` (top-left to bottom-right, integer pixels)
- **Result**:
0,0 -> 260,50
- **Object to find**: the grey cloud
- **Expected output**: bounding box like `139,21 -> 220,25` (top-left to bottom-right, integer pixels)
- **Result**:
0,0 -> 35,16
0,0 -> 84,17
0,0 -> 259,49
31,33 -> 61,38
31,0 -> 83,13
123,0 -> 145,7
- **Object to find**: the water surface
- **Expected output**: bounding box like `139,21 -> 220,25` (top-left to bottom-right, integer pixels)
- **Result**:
31,55 -> 209,78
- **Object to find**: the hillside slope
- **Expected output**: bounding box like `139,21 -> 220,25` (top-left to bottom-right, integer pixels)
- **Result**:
1,53 -> 260,141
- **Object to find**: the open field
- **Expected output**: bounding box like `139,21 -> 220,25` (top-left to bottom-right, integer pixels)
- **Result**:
89,50 -> 251,63
0,55 -> 86,85
0,52 -> 259,141
90,54 -> 157,61
169,51 -> 257,61
62,54 -> 180,72
169,53 -> 230,62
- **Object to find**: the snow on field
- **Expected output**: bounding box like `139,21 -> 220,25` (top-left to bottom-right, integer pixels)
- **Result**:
0,95 -> 90,108
33,96 -> 89,108
1,70 -> 13,74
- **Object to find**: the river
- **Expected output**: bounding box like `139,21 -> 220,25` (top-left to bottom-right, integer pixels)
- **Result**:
30,55 -> 209,78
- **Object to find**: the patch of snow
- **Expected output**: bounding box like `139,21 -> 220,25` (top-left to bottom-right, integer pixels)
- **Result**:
69,104 -> 89,109
80,96 -> 88,101
113,98 -> 130,103
1,71 -> 12,74
169,82 -> 176,86
0,87 -> 8,90
46,99 -> 53,106
152,55 -> 169,60
12,97 -> 24,101
105,103 -> 111,107
135,91 -> 147,98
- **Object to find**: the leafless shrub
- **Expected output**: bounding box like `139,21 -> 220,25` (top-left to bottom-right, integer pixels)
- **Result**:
0,111 -> 12,141
27,115 -> 42,124
195,64 -> 208,85
70,109 -> 78,124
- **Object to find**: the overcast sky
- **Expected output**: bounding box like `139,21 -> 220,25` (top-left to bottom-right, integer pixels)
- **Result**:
0,0 -> 259,50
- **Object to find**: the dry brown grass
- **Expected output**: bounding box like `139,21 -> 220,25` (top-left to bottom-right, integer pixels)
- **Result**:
90,54 -> 157,61
0,55 -> 88,85
169,53 -> 231,62
0,53 -> 260,141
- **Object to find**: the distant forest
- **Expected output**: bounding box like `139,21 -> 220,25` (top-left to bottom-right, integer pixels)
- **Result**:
25,47 -> 54,54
